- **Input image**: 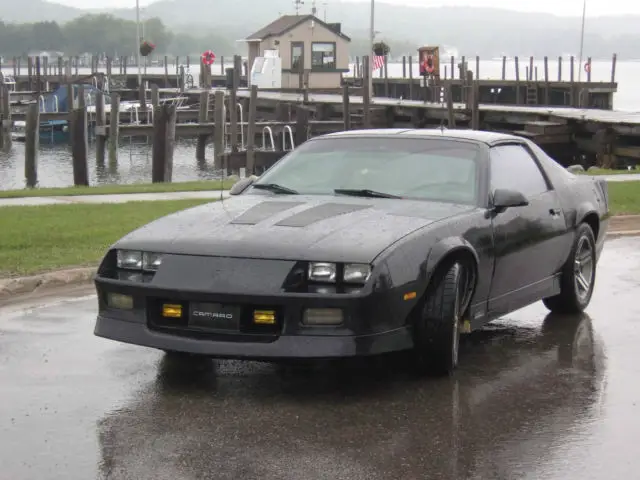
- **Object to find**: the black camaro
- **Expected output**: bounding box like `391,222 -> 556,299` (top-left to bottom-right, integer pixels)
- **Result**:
93,129 -> 609,374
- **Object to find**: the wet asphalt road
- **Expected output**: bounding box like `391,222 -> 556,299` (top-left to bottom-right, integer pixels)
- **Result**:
1,238 -> 640,480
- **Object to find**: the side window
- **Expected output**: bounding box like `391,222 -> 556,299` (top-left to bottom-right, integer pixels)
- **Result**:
490,145 -> 549,198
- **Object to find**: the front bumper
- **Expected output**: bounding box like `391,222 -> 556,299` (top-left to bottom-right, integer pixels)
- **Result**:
94,314 -> 413,359
93,256 -> 415,359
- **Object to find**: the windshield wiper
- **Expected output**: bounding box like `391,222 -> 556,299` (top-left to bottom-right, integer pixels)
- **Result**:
252,183 -> 299,194
334,188 -> 401,199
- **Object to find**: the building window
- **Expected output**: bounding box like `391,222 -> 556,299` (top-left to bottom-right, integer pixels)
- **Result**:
311,42 -> 336,70
291,42 -> 304,71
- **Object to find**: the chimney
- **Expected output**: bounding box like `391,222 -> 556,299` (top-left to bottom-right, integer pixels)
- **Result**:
327,22 -> 341,34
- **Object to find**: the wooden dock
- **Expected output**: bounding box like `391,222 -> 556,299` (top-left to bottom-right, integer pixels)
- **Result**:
2,52 -> 619,109
1,53 -> 638,189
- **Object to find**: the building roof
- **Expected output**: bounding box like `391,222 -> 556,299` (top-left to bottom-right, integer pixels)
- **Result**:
245,14 -> 351,42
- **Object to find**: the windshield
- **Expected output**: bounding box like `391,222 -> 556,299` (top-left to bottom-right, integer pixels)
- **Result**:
251,136 -> 482,205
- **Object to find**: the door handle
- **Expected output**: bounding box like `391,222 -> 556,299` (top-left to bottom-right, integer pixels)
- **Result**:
549,208 -> 561,216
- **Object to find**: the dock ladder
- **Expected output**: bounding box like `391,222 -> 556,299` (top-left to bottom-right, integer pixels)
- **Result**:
526,84 -> 538,105
222,101 -> 246,152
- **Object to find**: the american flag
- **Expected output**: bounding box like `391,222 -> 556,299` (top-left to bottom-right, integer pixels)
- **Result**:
372,55 -> 385,71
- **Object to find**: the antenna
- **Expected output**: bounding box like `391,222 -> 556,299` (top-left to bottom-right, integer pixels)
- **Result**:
311,0 -> 317,16
294,0 -> 304,15
322,1 -> 328,21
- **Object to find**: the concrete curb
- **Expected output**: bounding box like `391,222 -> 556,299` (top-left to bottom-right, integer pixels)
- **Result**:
606,230 -> 640,238
0,267 -> 96,299
1,227 -> 639,300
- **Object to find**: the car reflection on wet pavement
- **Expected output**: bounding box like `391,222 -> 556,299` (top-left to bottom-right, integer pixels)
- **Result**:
2,237 -> 640,480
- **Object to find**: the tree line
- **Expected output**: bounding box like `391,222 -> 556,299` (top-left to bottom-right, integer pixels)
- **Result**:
2,12 -> 626,62
0,14 -> 240,57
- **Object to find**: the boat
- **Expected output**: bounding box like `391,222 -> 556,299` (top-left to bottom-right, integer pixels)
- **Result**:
12,84 -> 102,143
12,84 -> 189,144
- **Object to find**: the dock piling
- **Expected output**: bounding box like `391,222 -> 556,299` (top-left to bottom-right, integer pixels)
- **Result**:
611,53 -> 617,83
164,56 -> 169,87
71,86 -> 89,186
529,57 -> 534,81
108,93 -> 120,166
408,55 -> 413,99
558,56 -> 563,81
195,91 -> 210,160
213,90 -> 225,170
228,55 -> 241,153
384,57 -> 389,97
246,85 -> 258,174
363,55 -> 371,128
95,91 -> 106,165
343,84 -> 351,131
515,56 -> 521,104
446,86 -> 456,128
138,82 -> 146,112
295,105 -> 309,147
24,103 -> 39,188
471,81 -> 480,130
570,56 -> 575,82
151,104 -> 177,183
0,85 -> 11,151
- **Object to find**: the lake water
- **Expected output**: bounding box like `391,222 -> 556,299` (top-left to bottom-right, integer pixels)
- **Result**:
0,58 -> 637,191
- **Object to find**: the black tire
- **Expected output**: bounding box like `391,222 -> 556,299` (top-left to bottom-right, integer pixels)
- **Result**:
543,223 -> 597,314
412,262 -> 464,375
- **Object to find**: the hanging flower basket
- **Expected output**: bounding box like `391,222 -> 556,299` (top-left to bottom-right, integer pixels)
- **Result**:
373,41 -> 390,56
140,41 -> 155,57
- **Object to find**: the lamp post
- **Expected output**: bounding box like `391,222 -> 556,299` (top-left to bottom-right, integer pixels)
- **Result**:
135,0 -> 142,87
577,0 -> 586,82
368,0 -> 374,101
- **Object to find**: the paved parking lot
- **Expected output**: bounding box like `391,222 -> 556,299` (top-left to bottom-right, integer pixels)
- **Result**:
1,237 -> 639,479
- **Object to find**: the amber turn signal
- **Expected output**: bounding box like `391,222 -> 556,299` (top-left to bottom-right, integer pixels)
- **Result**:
253,310 -> 276,324
162,304 -> 182,318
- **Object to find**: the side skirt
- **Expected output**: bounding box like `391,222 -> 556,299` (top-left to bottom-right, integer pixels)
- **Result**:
462,274 -> 562,332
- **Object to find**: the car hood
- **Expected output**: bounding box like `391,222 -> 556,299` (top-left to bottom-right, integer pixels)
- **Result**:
114,194 -> 476,263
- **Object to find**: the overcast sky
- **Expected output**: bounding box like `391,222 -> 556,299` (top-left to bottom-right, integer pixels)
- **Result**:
50,0 -> 633,17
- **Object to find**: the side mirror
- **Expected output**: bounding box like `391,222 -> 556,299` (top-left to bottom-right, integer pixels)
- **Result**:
492,188 -> 529,210
228,176 -> 257,196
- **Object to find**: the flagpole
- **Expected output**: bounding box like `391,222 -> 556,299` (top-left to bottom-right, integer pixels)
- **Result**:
368,0 -> 374,102
577,0 -> 586,82
136,0 -> 142,88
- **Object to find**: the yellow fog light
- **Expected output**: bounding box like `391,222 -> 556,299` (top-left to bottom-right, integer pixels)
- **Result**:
107,293 -> 134,310
253,310 -> 276,325
302,308 -> 343,326
162,304 -> 182,318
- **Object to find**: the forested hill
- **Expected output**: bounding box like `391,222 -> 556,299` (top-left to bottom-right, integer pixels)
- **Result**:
2,0 -> 640,59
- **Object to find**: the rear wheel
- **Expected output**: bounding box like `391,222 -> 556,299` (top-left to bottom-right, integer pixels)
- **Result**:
543,223 -> 597,314
412,262 -> 465,375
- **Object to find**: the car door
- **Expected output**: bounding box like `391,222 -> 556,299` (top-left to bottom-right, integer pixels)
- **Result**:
487,142 -> 570,316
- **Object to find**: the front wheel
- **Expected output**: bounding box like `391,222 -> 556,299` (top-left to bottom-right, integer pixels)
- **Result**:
543,223 -> 597,314
412,262 -> 465,375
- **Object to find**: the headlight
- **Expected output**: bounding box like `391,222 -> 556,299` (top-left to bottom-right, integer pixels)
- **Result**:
142,252 -> 163,271
343,263 -> 371,284
116,250 -> 163,271
308,262 -> 337,283
117,250 -> 142,270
